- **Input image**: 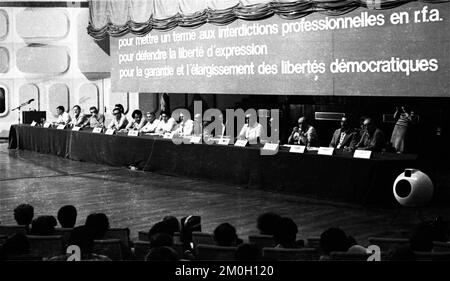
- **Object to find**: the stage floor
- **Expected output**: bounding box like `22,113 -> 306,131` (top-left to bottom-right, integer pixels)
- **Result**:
1,142 -> 449,245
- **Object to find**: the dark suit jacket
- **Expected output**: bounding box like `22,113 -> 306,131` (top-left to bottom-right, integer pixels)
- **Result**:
329,129 -> 356,149
356,128 -> 386,152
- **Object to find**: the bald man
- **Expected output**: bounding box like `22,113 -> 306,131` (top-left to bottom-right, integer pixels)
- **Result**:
356,118 -> 386,152
288,117 -> 318,147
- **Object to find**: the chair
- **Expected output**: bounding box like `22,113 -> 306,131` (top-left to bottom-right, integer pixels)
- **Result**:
306,237 -> 321,251
134,241 -> 185,261
104,228 -> 131,249
138,230 -> 148,241
414,251 -> 450,261
5,254 -> 43,261
0,225 -> 27,237
262,247 -> 319,261
367,237 -> 409,252
93,239 -> 123,261
330,251 -> 371,261
0,234 -> 7,245
433,241 -> 450,252
196,244 -> 237,261
138,231 -> 181,243
54,228 -> 73,246
192,232 -> 215,246
134,241 -> 151,261
27,235 -> 64,258
248,235 -> 276,248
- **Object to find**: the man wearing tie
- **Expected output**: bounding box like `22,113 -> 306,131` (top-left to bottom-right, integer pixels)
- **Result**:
329,116 -> 357,151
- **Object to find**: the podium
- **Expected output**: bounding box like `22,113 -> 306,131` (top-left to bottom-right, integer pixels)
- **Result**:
22,111 -> 46,124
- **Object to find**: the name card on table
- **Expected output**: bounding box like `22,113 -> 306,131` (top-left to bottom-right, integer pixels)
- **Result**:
43,122 -> 51,128
128,130 -> 139,137
190,136 -> 202,144
72,126 -> 81,131
105,129 -> 115,135
353,150 -> 372,159
92,127 -> 102,134
318,147 -> 334,156
56,124 -> 66,130
30,121 -> 37,126
289,145 -> 306,154
262,143 -> 279,152
217,138 -> 231,146
234,139 -> 248,147
163,132 -> 175,139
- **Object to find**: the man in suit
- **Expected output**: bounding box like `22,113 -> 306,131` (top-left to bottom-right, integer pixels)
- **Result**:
356,117 -> 386,152
329,116 -> 357,151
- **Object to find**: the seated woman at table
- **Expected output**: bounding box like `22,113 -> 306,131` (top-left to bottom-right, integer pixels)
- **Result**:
140,111 -> 160,133
107,107 -> 128,131
88,106 -> 105,128
237,113 -> 262,144
69,105 -> 88,128
155,111 -> 176,134
55,105 -> 71,126
125,109 -> 147,131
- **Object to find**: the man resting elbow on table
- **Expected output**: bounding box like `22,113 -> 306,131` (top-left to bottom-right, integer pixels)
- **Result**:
237,113 -> 263,144
107,107 -> 129,131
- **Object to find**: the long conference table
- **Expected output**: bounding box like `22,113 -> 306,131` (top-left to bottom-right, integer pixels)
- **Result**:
8,124 -> 418,207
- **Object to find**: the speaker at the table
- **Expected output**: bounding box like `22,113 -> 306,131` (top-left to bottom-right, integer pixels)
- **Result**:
393,169 -> 433,207
22,111 -> 46,124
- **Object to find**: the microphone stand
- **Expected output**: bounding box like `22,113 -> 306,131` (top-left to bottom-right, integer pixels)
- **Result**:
12,100 -> 34,125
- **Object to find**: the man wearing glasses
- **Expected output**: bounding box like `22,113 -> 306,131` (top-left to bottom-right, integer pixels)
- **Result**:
88,106 -> 105,128
356,117 -> 386,152
288,116 -> 318,148
107,107 -> 128,130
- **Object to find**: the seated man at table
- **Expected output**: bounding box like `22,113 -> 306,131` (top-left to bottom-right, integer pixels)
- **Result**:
174,112 -> 194,136
125,109 -> 147,131
238,113 -> 262,144
155,111 -> 176,134
140,111 -> 160,133
329,116 -> 357,151
192,114 -> 203,136
88,106 -> 105,128
55,106 -> 71,126
355,117 -> 386,152
288,116 -> 318,147
70,105 -> 88,128
107,107 -> 128,131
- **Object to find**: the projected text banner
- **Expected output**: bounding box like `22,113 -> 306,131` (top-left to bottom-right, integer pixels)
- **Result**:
111,2 -> 450,97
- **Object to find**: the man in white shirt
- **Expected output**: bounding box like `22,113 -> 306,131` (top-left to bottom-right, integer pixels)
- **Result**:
155,111 -> 176,134
140,112 -> 160,133
125,109 -> 147,131
238,113 -> 262,144
107,107 -> 128,130
174,113 -> 194,136
56,106 -> 71,125
70,105 -> 88,128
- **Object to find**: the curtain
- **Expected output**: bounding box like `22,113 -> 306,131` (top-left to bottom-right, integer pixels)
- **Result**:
88,0 -> 449,39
